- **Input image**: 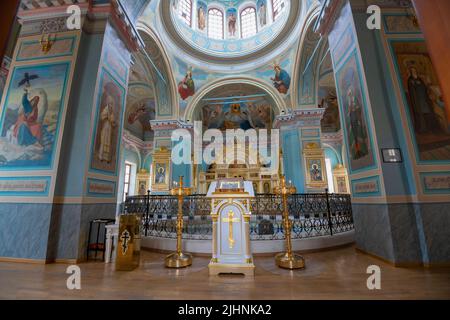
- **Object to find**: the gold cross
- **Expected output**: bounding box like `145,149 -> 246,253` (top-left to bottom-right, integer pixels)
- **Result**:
222,210 -> 240,249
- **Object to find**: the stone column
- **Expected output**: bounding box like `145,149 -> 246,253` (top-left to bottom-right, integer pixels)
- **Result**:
314,0 -> 450,266
151,121 -> 193,194
276,109 -> 325,193
0,2 -> 139,263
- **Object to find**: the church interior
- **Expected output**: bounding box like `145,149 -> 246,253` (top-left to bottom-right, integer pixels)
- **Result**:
0,0 -> 449,301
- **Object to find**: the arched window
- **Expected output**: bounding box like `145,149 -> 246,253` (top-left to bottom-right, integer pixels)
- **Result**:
272,0 -> 285,21
208,8 -> 224,39
241,7 -> 257,39
177,0 -> 192,26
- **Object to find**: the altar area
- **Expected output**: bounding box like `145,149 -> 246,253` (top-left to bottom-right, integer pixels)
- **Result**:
122,188 -> 355,256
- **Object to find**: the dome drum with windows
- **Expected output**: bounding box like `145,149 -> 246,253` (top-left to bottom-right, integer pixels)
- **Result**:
173,0 -> 287,40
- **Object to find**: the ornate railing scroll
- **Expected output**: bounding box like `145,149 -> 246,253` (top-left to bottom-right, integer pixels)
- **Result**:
121,192 -> 354,241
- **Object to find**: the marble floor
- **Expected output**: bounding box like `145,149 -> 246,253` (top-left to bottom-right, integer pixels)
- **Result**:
1,245 -> 449,300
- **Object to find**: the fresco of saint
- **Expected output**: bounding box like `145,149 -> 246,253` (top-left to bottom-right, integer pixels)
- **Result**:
91,71 -> 124,174
392,40 -> 450,161
258,1 -> 267,27
98,95 -> 117,163
224,104 -> 252,130
228,12 -> 237,37
336,54 -> 375,172
178,68 -> 195,100
0,63 -> 69,168
271,64 -> 291,94
203,103 -> 273,131
346,86 -> 368,160
407,66 -> 442,134
13,86 -> 42,147
198,4 -> 206,31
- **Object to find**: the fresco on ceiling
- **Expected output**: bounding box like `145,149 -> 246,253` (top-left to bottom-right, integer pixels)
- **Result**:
391,40 -> 450,161
0,62 -> 70,169
319,87 -> 341,133
169,0 -> 289,56
125,99 -> 156,139
227,8 -> 238,38
178,67 -> 196,101
202,102 -> 274,131
257,0 -> 267,29
336,52 -> 375,172
197,1 -> 207,32
120,0 -> 148,22
298,26 -> 321,106
318,53 -> 340,133
171,46 -> 296,118
143,35 -> 173,117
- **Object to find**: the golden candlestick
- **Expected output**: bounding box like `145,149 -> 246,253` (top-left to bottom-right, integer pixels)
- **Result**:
273,176 -> 305,270
165,176 -> 193,268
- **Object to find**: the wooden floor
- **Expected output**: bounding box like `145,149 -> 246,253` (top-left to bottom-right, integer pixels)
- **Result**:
1,245 -> 449,300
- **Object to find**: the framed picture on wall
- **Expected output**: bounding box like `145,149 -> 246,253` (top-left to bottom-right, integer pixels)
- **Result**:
154,163 -> 167,185
135,169 -> 150,195
381,148 -> 403,163
151,147 -> 171,192
332,165 -> 350,194
303,143 -> 328,190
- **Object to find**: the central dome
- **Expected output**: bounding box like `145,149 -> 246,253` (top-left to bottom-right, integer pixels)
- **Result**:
167,0 -> 293,59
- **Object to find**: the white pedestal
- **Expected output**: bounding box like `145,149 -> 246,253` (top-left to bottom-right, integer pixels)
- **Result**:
105,224 -> 118,263
206,180 -> 255,276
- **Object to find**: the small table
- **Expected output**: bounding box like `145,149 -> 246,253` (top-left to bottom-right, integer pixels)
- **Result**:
87,219 -> 116,261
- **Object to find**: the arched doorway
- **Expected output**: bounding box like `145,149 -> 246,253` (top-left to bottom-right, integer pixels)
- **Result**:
187,80 -> 285,194
292,10 -> 350,194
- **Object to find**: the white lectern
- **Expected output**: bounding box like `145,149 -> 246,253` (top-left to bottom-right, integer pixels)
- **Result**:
207,179 -> 255,276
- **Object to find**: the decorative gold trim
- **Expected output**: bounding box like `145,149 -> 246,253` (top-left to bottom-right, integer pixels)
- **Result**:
333,166 -> 350,194
303,147 -> 328,190
40,34 -> 55,53
152,147 -> 172,192
213,190 -> 249,195
222,210 -> 240,249
208,263 -> 255,276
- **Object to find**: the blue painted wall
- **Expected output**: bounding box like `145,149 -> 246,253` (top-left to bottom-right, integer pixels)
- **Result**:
281,129 -> 303,192
324,147 -> 340,169
353,12 -> 415,196
55,32 -> 105,198
0,204 -> 53,260
171,139 -> 191,186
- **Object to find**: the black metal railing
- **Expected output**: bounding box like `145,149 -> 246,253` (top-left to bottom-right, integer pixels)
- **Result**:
121,192 -> 354,241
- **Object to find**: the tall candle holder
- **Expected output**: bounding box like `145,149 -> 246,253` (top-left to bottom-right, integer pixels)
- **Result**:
273,176 -> 305,270
165,176 -> 193,268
